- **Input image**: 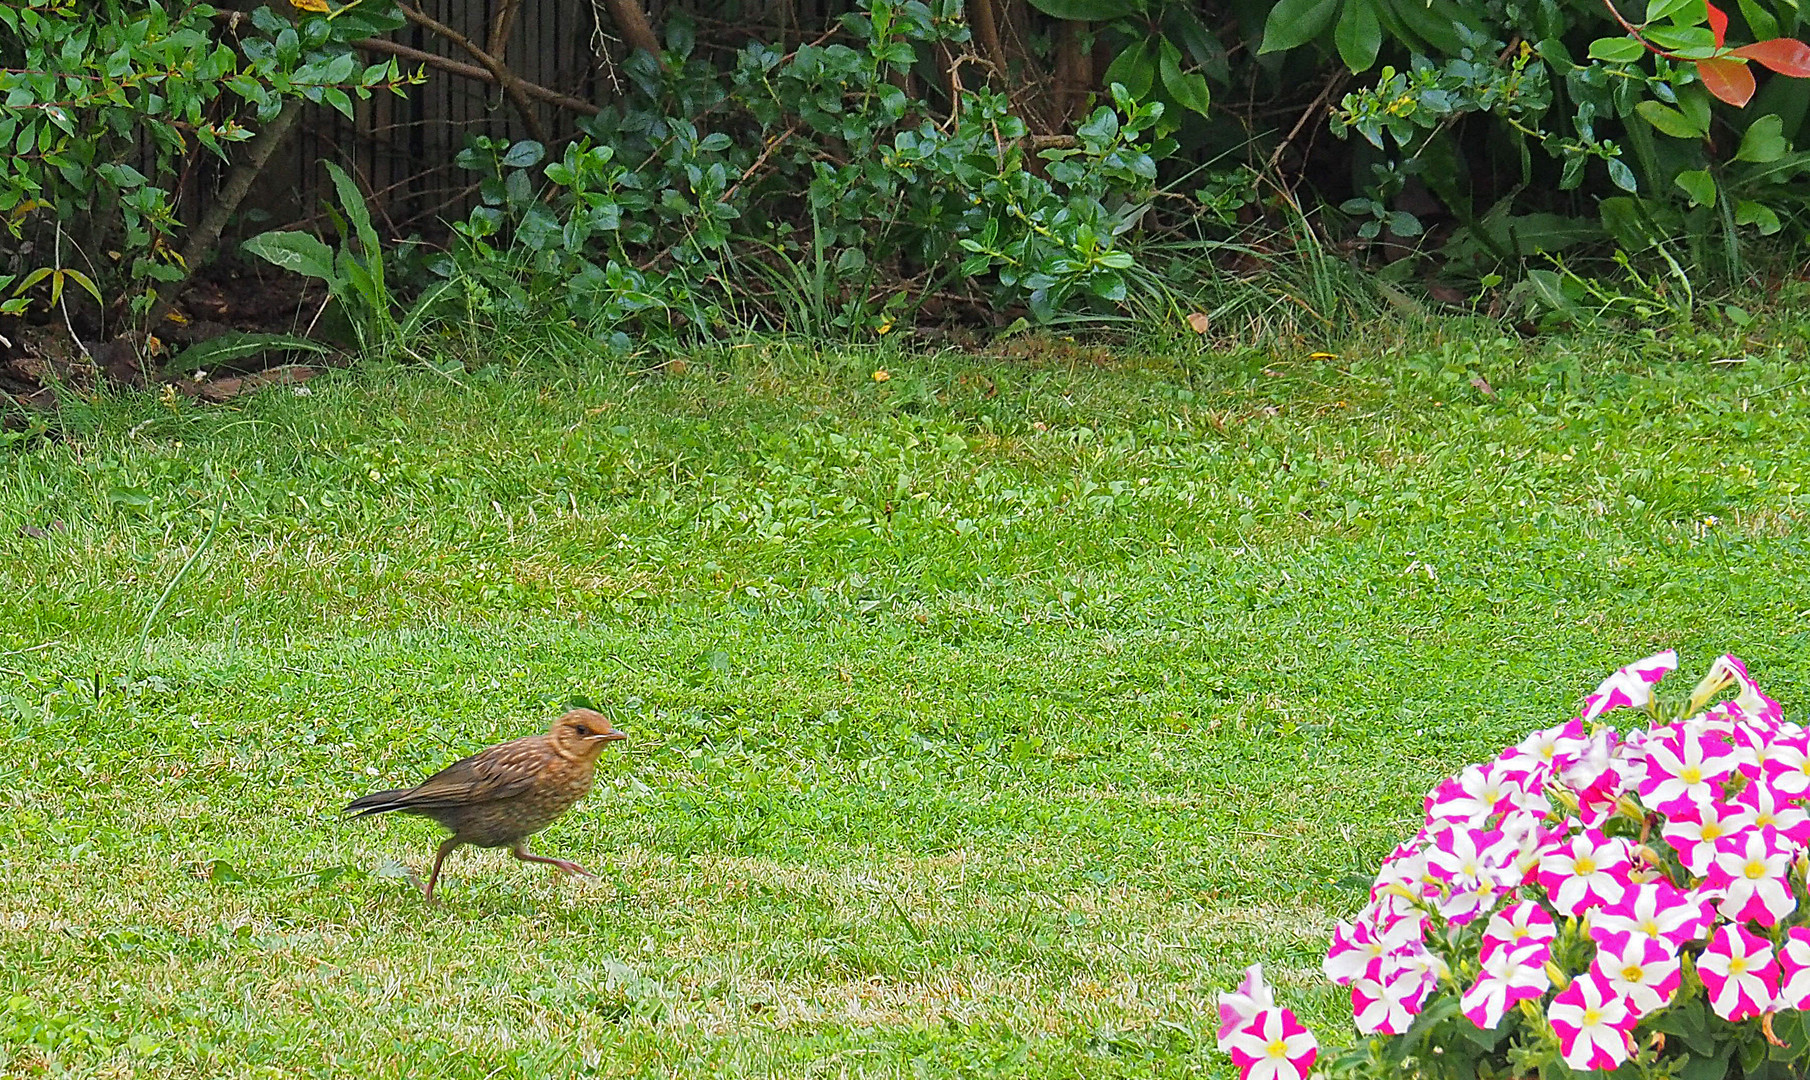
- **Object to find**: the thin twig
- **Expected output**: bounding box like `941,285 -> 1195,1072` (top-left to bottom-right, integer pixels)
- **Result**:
395,2 -> 550,142
1262,72 -> 1349,184
722,124 -> 798,203
353,38 -> 600,116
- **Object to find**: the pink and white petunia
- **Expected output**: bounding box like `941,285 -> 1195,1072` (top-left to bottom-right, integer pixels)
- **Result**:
1217,964 -> 1276,1041
1639,724 -> 1739,816
1547,972 -> 1634,1072
1733,778 -> 1810,846
1762,724 -> 1810,797
1351,968 -> 1430,1036
1579,649 -> 1678,723
1590,880 -> 1713,947
1662,799 -> 1759,877
1776,926 -> 1810,1011
1222,1007 -> 1318,1080
1697,924 -> 1779,1022
1427,761 -> 1530,828
1589,930 -> 1682,1019
1323,913 -> 1423,986
1707,827 -> 1797,926
1460,941 -> 1551,1030
1536,829 -> 1633,915
1688,653 -> 1783,727
1481,900 -> 1556,962
1423,824 -> 1522,924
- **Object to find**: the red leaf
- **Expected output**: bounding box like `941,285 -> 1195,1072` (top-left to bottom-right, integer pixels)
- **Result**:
1707,0 -> 1729,47
1698,56 -> 1757,104
1731,37 -> 1810,76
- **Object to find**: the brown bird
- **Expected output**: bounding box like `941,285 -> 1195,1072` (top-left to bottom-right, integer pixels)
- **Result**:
346,708 -> 627,901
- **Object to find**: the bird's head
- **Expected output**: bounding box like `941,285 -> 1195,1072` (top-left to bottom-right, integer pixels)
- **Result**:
551,708 -> 629,760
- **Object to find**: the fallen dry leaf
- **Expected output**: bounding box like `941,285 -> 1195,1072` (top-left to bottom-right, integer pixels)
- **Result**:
1184,312 -> 1210,334
1469,374 -> 1495,397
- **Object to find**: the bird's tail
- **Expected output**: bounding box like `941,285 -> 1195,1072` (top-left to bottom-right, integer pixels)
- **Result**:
344,788 -> 415,817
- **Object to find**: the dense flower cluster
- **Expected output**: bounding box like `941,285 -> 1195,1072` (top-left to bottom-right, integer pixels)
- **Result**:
1217,652 -> 1810,1078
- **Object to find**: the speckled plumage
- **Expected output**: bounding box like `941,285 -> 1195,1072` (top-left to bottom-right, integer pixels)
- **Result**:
346,708 -> 627,900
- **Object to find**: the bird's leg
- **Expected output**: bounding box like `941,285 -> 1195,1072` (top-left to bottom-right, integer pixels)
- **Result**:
510,841 -> 594,878
423,837 -> 462,902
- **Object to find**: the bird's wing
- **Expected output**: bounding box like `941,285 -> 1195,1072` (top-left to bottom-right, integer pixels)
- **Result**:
393,736 -> 551,808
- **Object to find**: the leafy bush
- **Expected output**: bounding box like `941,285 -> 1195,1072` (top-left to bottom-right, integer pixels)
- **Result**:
1217,651 -> 1810,1079
0,0 -> 414,328
432,0 -> 1176,347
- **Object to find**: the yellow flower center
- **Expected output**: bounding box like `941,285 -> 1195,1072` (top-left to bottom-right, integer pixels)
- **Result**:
1574,856 -> 1597,875
1702,822 -> 1724,840
1731,957 -> 1748,974
1622,964 -> 1644,981
1267,1039 -> 1288,1059
1583,1006 -> 1602,1026
1641,919 -> 1660,935
1681,765 -> 1703,785
1746,861 -> 1768,880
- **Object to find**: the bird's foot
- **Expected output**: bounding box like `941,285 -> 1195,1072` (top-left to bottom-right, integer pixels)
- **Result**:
548,858 -> 595,878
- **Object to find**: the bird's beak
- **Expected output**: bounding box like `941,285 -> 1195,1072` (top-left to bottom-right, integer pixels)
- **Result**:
601,729 -> 628,742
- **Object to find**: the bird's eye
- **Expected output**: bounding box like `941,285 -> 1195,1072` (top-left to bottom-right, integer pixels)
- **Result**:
573,724 -> 591,737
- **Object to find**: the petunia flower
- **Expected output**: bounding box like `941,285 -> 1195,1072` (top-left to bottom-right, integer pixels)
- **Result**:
1481,900 -> 1556,961
1590,880 -> 1713,948
1323,912 -> 1422,986
1776,926 -> 1810,1011
1423,824 -> 1521,924
1733,777 -> 1810,846
1707,826 -> 1797,926
1697,924 -> 1779,1022
1589,929 -> 1681,1019
1217,964 -> 1276,1041
1427,761 -> 1529,828
1460,941 -> 1550,1030
1537,829 -> 1633,915
1222,1007 -> 1318,1080
1547,972 -> 1634,1072
1351,967 -> 1429,1036
1580,649 -> 1678,723
1759,721 -> 1810,792
1688,653 -> 1783,726
1639,725 -> 1739,816
1662,799 -> 1759,877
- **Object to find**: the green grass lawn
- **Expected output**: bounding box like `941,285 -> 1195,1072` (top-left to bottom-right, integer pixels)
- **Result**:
5,320 -> 1810,1077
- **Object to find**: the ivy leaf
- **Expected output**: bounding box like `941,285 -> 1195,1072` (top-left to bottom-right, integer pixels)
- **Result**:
1730,38 -> 1810,76
1736,114 -> 1787,161
1674,167 -> 1718,206
1158,39 -> 1213,115
1260,0 -> 1343,53
1335,0 -> 1383,72
1697,56 -> 1757,105
1024,0 -> 1143,18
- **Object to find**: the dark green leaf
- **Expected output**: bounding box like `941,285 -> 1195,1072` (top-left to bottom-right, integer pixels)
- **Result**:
1588,36 -> 1648,61
1261,0 -> 1343,53
1104,38 -> 1157,100
1024,0 -> 1144,18
1158,39 -> 1212,114
1335,0 -> 1383,71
